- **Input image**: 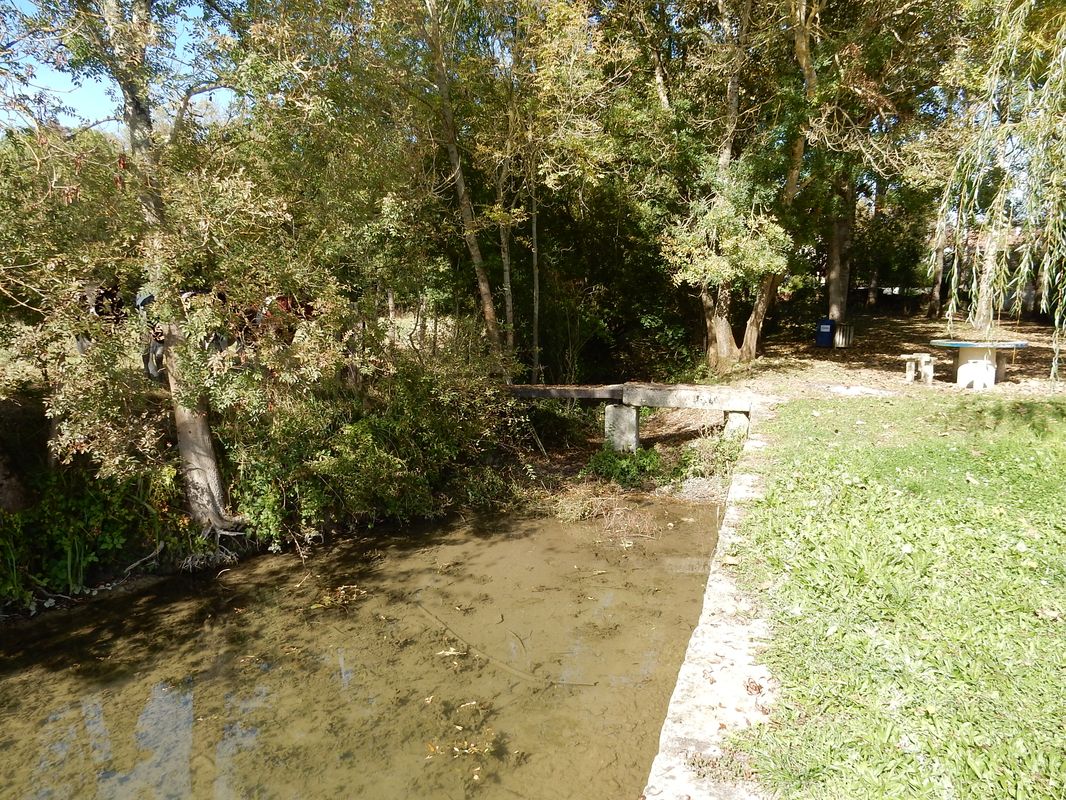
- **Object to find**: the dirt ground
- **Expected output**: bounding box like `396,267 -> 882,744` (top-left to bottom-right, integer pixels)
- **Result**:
730,313 -> 1061,400
633,315 -> 1060,459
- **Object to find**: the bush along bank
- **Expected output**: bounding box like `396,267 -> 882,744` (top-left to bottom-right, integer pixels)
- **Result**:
1,350 -> 527,613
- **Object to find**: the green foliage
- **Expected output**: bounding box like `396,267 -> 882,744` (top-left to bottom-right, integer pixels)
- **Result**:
935,0 -> 1066,332
663,162 -> 791,291
852,185 -> 938,291
732,396 -> 1066,799
0,469 -> 182,606
582,446 -> 663,488
230,349 -> 525,547
527,400 -> 598,449
675,434 -> 744,481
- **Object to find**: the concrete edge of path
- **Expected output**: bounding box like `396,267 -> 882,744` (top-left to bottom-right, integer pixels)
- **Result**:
642,394 -> 779,800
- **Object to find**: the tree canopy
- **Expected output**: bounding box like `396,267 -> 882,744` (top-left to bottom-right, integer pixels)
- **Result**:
0,0 -> 1063,596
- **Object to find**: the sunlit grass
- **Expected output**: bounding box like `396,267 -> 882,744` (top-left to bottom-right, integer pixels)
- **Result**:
732,396 -> 1066,799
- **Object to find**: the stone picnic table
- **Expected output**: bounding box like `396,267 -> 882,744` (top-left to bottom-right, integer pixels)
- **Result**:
929,339 -> 1029,388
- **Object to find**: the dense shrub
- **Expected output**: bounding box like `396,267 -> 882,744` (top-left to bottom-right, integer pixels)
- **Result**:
0,469 -> 185,607
581,446 -> 663,488
0,345 -> 527,608
229,350 -> 526,549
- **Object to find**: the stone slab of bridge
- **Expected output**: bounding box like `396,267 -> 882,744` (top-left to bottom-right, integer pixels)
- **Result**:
509,382 -> 753,451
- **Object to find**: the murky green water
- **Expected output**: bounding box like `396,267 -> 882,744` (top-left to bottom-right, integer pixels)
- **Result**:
0,500 -> 717,799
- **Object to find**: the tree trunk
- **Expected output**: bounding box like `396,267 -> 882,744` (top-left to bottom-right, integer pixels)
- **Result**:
425,0 -> 502,359
791,0 -> 818,101
716,0 -> 752,175
162,324 -> 243,530
827,219 -> 845,321
94,0 -> 239,533
0,446 -> 27,513
926,231 -> 946,318
827,179 -> 856,323
497,187 -> 515,352
973,232 -> 998,331
1036,258 -> 1049,317
701,285 -> 739,370
739,272 -> 781,360
641,3 -> 671,111
735,0 -> 811,365
866,180 -> 882,307
701,0 -> 752,370
531,190 -> 542,383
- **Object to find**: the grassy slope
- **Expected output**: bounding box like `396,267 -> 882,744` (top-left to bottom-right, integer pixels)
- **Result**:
732,396 -> 1066,799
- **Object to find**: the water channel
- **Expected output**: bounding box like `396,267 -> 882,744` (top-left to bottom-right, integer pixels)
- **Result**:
0,498 -> 718,799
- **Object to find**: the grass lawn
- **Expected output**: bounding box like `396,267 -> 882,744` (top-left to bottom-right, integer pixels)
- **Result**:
731,395 -> 1066,799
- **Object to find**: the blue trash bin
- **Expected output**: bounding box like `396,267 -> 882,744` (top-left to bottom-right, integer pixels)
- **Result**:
815,318 -> 836,348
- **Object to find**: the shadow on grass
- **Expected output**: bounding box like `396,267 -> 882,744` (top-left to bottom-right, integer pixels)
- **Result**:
957,398 -> 1066,436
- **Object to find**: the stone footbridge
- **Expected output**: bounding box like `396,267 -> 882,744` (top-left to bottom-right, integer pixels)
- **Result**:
509,382 -> 753,451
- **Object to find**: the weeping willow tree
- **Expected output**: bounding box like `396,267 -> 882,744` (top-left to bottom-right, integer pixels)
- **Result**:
934,0 -> 1066,357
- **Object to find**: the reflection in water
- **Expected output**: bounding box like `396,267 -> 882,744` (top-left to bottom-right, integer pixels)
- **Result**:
213,721 -> 259,800
27,684 -> 262,800
96,684 -> 193,799
81,697 -> 112,764
337,648 -> 354,690
3,502 -> 717,800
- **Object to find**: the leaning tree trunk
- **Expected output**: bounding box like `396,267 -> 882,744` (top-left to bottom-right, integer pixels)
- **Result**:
739,272 -> 781,360
701,0 -> 751,370
162,324 -> 243,530
735,0 -> 808,363
95,0 -> 240,532
425,0 -> 502,360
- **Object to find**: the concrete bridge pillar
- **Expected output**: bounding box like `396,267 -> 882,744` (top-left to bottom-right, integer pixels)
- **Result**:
605,404 -> 640,452
724,410 -> 750,438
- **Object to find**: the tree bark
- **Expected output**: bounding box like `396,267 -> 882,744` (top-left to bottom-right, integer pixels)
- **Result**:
791,0 -> 819,101
732,0 -> 814,365
827,219 -> 845,321
531,190 -> 542,383
926,230 -> 946,318
717,0 -> 752,175
701,285 -> 739,370
866,179 -> 882,306
499,223 -> 513,351
1036,258 -> 1049,317
162,324 -> 243,530
973,230 -> 998,331
739,272 -> 781,360
640,2 -> 671,111
827,178 -> 856,323
425,0 -> 503,359
496,174 -> 515,353
701,0 -> 752,370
